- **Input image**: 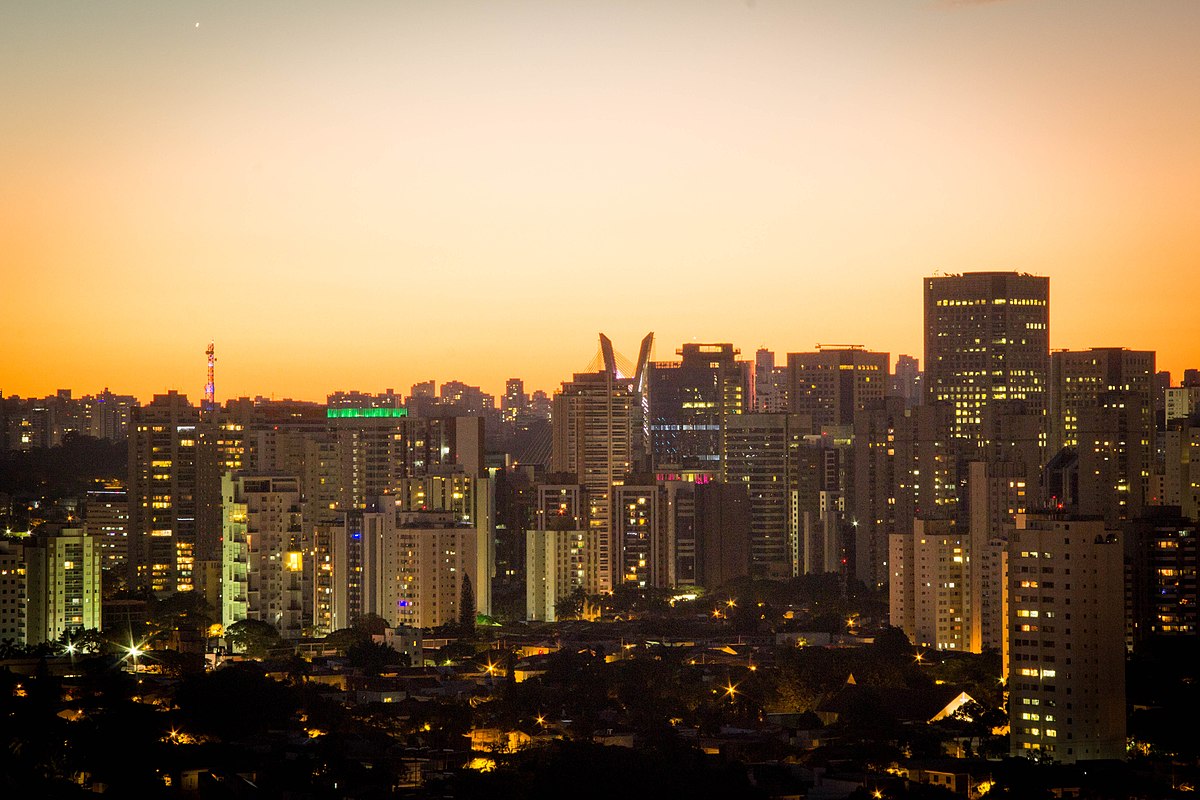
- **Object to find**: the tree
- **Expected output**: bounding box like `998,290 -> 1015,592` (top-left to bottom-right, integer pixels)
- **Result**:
554,586 -> 587,620
324,626 -> 371,653
353,613 -> 389,636
347,640 -> 407,675
460,573 -> 476,630
224,619 -> 282,658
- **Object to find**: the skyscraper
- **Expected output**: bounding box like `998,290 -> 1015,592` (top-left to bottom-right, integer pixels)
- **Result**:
1048,347 -> 1155,455
787,346 -> 889,433
648,342 -> 749,475
550,333 -> 653,594
924,272 -> 1050,441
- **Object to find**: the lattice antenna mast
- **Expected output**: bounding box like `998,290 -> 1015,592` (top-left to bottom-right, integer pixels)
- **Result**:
204,342 -> 216,413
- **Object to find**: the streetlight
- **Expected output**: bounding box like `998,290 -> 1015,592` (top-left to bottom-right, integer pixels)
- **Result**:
127,645 -> 144,678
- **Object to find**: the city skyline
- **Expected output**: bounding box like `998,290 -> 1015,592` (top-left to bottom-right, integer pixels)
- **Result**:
4,1 -> 1199,400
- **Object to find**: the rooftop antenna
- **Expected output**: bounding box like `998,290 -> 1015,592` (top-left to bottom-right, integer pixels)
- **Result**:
204,342 -> 216,413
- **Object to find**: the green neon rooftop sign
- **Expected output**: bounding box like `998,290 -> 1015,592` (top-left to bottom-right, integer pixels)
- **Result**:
326,407 -> 408,418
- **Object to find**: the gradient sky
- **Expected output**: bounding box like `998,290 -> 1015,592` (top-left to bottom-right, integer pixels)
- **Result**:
3,1 -> 1198,402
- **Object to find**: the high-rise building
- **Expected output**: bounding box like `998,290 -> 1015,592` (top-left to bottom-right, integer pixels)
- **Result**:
852,399 -> 963,587
721,413 -> 809,577
0,539 -> 26,644
694,481 -> 751,589
1075,392 -> 1155,525
389,511 -> 481,629
395,474 -> 494,616
1165,386 -> 1200,425
614,483 -> 672,589
1125,507 -> 1197,646
526,485 -> 592,621
86,482 -> 129,589
327,502 -> 391,632
1007,514 -> 1125,763
1161,420 -> 1200,520
792,436 -> 849,576
889,518 -> 969,652
754,348 -> 788,413
128,392 -> 204,593
550,333 -> 653,593
891,355 -> 922,409
502,378 -> 528,423
1049,347 -> 1155,455
221,475 -> 308,638
24,526 -> 102,646
924,272 -> 1050,441
648,342 -> 749,474
787,346 -> 889,434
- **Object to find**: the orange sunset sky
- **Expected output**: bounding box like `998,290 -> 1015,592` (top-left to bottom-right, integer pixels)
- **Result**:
2,1 -> 1198,402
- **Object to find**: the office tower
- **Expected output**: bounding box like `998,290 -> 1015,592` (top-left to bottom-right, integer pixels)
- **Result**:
395,474 -> 495,616
1125,507 -> 1197,646
924,272 -> 1050,441
889,518 -> 969,652
891,354 -> 922,409
1186,369 -> 1200,388
439,381 -> 495,416
0,540 -> 25,644
551,333 -> 653,594
128,391 -> 203,593
221,475 -> 308,638
852,399 -> 963,587
1008,515 -> 1125,763
24,526 -> 102,646
787,346 -> 889,434
648,342 -> 749,475
503,378 -> 528,423
754,348 -> 788,413
86,482 -> 129,589
1049,347 -> 1155,455
721,413 -> 809,577
389,510 -> 481,629
526,485 -> 592,622
695,481 -> 752,589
